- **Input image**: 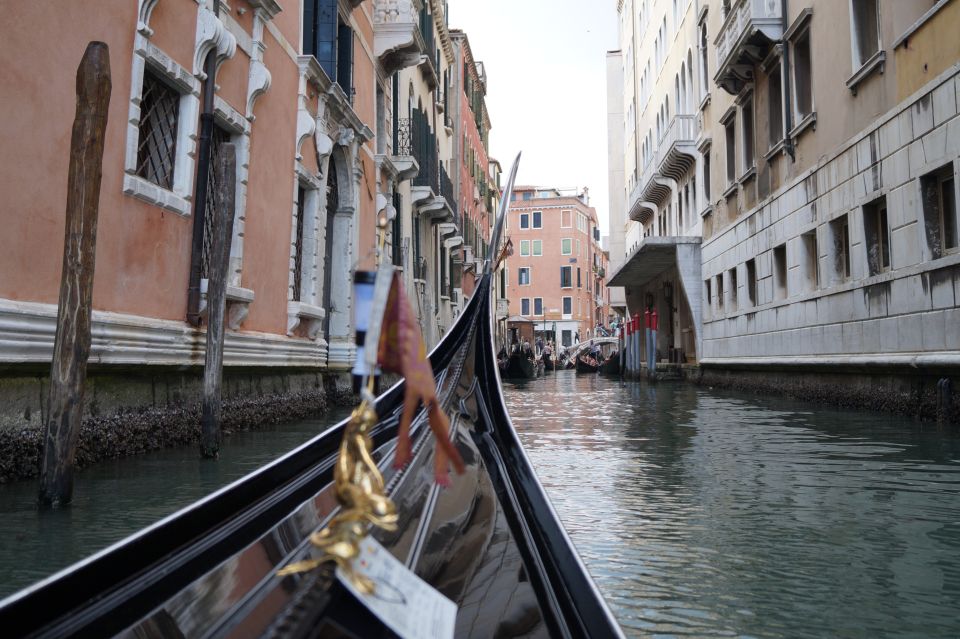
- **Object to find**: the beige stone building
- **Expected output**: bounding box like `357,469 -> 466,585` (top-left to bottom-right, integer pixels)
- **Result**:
609,0 -> 706,368
610,0 -> 960,415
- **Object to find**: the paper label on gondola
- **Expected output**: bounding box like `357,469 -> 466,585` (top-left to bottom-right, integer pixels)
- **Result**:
337,537 -> 457,639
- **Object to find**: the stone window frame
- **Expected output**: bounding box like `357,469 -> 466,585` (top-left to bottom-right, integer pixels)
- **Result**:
735,87 -> 757,183
720,105 -> 737,195
521,297 -> 531,316
846,0 -> 886,94
785,8 -> 817,139
533,297 -> 543,316
123,35 -> 202,216
518,267 -> 531,286
125,2 -> 240,219
561,238 -> 573,255
761,46 -> 787,158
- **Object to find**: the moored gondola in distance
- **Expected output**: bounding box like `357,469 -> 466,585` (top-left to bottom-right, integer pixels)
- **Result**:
0,154 -> 624,639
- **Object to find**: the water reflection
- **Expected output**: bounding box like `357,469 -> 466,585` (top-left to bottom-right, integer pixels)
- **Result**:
0,410 -> 350,597
504,372 -> 960,638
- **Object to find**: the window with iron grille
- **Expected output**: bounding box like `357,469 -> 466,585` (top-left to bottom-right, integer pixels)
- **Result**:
136,70 -> 180,189
200,124 -> 232,280
293,186 -> 306,301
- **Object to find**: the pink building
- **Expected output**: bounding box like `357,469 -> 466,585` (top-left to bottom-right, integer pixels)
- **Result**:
0,0 -> 442,476
505,187 -> 607,348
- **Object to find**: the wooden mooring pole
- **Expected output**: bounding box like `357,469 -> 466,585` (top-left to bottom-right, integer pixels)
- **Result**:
200,144 -> 236,458
38,43 -> 111,507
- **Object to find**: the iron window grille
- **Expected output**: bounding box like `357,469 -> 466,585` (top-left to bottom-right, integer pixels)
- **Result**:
136,70 -> 180,190
293,186 -> 306,301
200,125 -> 231,281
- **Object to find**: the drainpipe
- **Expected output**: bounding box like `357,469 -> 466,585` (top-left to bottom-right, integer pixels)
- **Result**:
187,0 -> 222,326
780,0 -> 796,161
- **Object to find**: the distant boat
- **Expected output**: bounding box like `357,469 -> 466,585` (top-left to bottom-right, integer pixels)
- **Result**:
576,353 -> 601,374
503,349 -> 539,379
601,351 -> 621,376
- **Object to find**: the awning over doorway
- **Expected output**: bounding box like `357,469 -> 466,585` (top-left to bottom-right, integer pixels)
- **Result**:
607,235 -> 704,360
607,236 -> 701,287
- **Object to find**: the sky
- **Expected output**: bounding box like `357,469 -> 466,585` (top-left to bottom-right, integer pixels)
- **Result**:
447,0 -> 619,234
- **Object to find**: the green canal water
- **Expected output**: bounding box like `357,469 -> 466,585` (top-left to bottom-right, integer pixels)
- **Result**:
1,376 -> 959,638
504,373 -> 960,638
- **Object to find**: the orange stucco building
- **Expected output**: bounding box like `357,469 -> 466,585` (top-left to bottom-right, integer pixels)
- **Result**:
505,187 -> 609,348
0,0 -> 493,477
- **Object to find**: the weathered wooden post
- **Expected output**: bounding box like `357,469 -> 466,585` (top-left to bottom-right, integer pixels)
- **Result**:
200,144 -> 236,458
38,43 -> 112,507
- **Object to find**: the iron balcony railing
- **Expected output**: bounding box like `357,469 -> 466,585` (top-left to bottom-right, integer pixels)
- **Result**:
394,117 -> 412,156
440,163 -> 457,216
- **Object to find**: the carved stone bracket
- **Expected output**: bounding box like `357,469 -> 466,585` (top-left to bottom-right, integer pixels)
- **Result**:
194,6 -> 237,79
288,301 -> 326,340
373,0 -> 425,75
226,286 -> 255,330
246,60 -> 271,121
296,109 -> 316,161
138,0 -> 161,36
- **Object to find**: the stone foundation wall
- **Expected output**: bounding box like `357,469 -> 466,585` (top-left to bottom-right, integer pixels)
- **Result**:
696,366 -> 959,427
0,369 -> 355,483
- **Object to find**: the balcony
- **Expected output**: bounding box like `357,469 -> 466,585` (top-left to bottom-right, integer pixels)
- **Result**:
373,0 -> 426,75
440,163 -> 457,217
410,108 -> 438,192
656,115 -> 698,180
714,0 -> 783,95
627,159 -> 670,225
387,117 -> 418,180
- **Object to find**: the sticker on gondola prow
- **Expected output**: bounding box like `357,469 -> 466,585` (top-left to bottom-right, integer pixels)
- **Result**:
336,536 -> 457,639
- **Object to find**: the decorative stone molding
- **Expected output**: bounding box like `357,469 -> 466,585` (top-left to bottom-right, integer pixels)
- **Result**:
246,0 -> 282,19
138,0 -> 161,36
287,302 -> 326,340
123,36 -> 201,216
245,7 -> 275,121
326,339 -> 357,371
376,153 -> 419,182
226,286 -> 255,329
194,6 -> 237,79
0,298 -> 327,368
373,0 -> 426,75
296,109 -> 316,161
246,60 -> 271,120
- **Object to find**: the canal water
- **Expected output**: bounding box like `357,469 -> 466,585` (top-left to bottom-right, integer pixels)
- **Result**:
1,377 -> 958,638
0,410 -> 350,599
504,372 -> 960,638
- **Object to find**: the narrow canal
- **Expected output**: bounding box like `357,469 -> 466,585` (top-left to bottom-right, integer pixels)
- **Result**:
504,372 -> 960,638
1,377 -> 958,638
